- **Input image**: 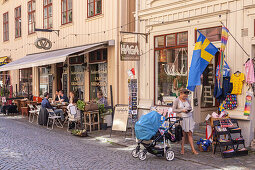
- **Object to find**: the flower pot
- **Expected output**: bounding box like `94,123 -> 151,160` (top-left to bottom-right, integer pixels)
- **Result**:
100,123 -> 107,130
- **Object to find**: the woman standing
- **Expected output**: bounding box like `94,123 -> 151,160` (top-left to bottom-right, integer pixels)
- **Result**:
173,88 -> 198,155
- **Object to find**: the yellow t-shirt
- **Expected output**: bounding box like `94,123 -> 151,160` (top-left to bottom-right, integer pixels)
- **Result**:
230,73 -> 245,95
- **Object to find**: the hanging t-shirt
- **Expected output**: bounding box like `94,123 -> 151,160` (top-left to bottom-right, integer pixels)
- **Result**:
230,72 -> 245,95
245,59 -> 255,84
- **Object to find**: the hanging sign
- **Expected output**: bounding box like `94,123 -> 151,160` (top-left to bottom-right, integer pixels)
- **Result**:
34,37 -> 52,50
112,106 -> 129,131
120,42 -> 140,61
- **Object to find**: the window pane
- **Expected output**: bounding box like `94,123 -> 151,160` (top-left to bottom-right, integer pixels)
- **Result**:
62,12 -> 66,24
197,27 -> 221,42
88,3 -> 94,16
68,0 -> 72,10
95,0 -> 102,14
49,6 -> 52,16
49,0 -> 52,3
44,19 -> 47,28
44,8 -> 47,18
166,34 -> 175,47
68,10 -> 72,22
28,3 -> 32,12
155,36 -> 164,48
177,32 -> 188,45
32,1 -> 36,10
62,0 -> 66,11
44,0 -> 47,5
39,67 -> 50,97
49,17 -> 53,28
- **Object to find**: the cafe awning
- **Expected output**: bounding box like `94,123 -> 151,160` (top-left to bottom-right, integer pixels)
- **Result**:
0,42 -> 107,71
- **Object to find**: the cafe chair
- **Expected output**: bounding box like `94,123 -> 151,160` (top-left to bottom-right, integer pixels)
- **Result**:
46,108 -> 63,130
28,104 -> 37,123
67,105 -> 80,132
35,105 -> 42,124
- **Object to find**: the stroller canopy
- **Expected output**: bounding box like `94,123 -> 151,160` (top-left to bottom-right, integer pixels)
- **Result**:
135,111 -> 165,140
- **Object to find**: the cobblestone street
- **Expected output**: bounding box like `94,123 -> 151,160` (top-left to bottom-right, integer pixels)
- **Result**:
0,114 -> 254,170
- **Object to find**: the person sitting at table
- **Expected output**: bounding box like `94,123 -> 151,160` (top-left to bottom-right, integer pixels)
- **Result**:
54,90 -> 61,102
59,90 -> 69,103
42,92 -> 65,121
96,91 -> 108,107
69,91 -> 78,104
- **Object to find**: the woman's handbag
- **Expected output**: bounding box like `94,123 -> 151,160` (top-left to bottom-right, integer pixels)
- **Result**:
84,102 -> 98,111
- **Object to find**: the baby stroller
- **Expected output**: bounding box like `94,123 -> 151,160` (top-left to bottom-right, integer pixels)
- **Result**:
132,111 -> 182,161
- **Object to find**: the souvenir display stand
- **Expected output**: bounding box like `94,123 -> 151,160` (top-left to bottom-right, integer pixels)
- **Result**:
213,119 -> 248,158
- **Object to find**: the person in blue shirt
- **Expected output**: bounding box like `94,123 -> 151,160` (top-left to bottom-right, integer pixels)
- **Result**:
59,90 -> 69,103
97,91 -> 108,107
42,92 -> 65,121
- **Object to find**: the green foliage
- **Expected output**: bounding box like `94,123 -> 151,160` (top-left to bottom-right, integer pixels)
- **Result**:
77,100 -> 85,111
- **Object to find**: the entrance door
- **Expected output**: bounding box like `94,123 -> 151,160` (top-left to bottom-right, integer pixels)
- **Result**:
56,65 -> 63,91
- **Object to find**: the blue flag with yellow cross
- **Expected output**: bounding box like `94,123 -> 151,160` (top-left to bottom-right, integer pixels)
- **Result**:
187,30 -> 218,91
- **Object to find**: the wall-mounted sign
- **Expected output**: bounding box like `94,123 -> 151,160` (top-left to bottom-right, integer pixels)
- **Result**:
120,42 -> 140,61
62,73 -> 68,95
34,37 -> 52,50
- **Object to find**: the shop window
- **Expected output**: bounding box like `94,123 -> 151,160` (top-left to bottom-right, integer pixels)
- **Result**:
15,6 -> 22,38
70,65 -> 85,100
19,68 -> 32,97
43,0 -> 53,29
89,49 -> 107,63
88,0 -> 102,18
90,63 -> 107,100
155,36 -> 164,48
3,12 -> 9,42
39,67 -> 50,97
69,55 -> 84,64
28,0 -> 36,34
195,26 -> 222,42
154,32 -> 188,106
61,0 -> 72,25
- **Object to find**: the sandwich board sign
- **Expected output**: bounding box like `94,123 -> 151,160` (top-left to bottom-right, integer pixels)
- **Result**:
112,106 -> 129,131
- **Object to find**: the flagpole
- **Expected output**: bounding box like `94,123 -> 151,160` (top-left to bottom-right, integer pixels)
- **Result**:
220,21 -> 250,57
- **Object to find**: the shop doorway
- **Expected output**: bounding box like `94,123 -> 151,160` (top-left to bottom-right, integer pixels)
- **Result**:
56,64 -> 63,91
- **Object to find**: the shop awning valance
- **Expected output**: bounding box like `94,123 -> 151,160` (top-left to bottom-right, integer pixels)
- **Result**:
0,42 -> 107,71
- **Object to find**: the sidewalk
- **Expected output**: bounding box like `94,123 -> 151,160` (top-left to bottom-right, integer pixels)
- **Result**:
4,114 -> 255,169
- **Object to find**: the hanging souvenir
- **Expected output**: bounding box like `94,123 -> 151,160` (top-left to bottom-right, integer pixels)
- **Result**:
230,72 -> 245,95
219,101 -> 225,112
244,92 -> 253,116
244,58 -> 255,84
224,93 -> 237,110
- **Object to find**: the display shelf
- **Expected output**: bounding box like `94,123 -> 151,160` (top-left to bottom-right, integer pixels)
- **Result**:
222,151 -> 236,158
236,149 -> 248,156
233,139 -> 245,145
218,141 -> 233,146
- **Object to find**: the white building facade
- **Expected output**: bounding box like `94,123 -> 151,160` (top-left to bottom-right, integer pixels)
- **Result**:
137,0 -> 255,146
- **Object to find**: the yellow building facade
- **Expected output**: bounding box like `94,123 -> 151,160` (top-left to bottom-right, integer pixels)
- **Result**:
0,0 -> 136,106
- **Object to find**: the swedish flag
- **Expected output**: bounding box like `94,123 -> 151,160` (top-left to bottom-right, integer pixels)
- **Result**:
187,30 -> 218,91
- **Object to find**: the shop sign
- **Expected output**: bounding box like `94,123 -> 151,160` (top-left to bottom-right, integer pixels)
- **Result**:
34,37 -> 52,50
120,42 -> 140,61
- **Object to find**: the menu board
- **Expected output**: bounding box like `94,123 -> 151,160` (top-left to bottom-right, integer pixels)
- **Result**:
48,74 -> 53,98
112,106 -> 129,131
62,73 -> 68,95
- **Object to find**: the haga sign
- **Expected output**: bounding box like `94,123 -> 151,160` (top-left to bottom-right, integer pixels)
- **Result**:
120,42 -> 140,61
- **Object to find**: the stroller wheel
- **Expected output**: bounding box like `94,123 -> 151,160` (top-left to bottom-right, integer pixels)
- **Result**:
132,149 -> 139,158
166,150 -> 174,161
138,151 -> 147,161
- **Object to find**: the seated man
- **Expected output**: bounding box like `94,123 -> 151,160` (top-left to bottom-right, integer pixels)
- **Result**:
59,90 -> 69,103
42,92 -> 65,121
97,91 -> 108,107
